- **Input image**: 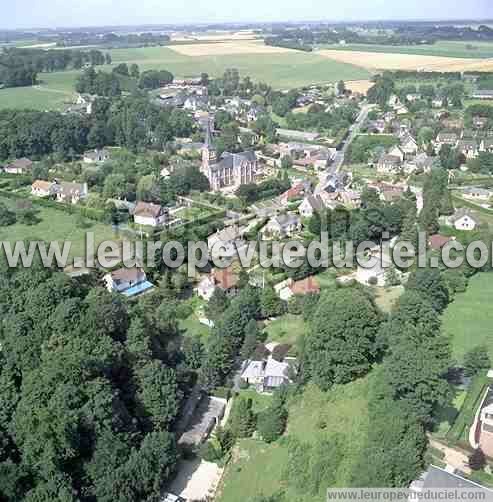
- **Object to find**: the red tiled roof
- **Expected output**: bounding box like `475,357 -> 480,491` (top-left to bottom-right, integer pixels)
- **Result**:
428,234 -> 452,250
290,276 -> 320,295
212,267 -> 239,291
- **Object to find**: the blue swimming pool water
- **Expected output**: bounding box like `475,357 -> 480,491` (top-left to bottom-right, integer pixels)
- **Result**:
122,281 -> 154,297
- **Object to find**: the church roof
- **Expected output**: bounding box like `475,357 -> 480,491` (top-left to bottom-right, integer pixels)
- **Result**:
210,151 -> 256,171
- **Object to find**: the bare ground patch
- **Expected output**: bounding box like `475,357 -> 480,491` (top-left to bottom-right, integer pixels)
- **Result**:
345,79 -> 375,95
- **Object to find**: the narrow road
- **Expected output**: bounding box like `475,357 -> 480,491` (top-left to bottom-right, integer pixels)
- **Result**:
315,103 -> 374,194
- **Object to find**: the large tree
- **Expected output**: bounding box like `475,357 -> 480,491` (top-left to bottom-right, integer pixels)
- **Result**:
303,289 -> 382,390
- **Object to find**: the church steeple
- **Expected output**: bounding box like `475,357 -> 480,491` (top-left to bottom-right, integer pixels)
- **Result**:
202,119 -> 217,172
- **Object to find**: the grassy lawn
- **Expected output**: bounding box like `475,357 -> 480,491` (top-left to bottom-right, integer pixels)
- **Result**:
442,273 -> 493,364
263,314 -> 306,346
446,375 -> 491,443
218,376 -> 371,502
432,386 -> 467,438
179,297 -> 212,339
374,286 -> 405,314
317,40 -> 493,59
0,197 -> 116,261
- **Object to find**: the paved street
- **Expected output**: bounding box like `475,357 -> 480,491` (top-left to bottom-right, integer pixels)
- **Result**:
315,103 -> 374,194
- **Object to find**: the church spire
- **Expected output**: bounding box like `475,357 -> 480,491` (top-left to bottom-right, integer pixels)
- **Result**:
202,118 -> 217,172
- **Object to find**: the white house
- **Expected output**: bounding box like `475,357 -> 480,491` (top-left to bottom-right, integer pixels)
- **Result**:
261,214 -> 302,239
207,225 -> 245,260
83,148 -> 111,164
461,187 -> 492,203
241,343 -> 295,393
298,195 -> 325,218
3,158 -> 33,174
31,180 -> 56,197
446,209 -> 479,231
55,182 -> 88,204
104,267 -> 154,297
133,202 -> 168,227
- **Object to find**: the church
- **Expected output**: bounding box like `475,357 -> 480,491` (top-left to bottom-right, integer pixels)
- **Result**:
201,123 -> 257,192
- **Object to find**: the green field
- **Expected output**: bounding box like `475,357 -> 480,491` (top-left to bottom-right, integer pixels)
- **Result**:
0,45 -> 371,110
264,314 -> 307,346
108,46 -> 371,89
0,71 -> 80,111
442,272 -> 493,364
317,40 -> 493,59
218,377 -> 371,502
0,196 -> 116,261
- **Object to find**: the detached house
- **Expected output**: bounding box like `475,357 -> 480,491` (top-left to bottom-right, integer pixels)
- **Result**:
377,154 -> 402,174
104,267 -> 154,297
435,132 -> 458,151
241,342 -> 295,393
446,209 -> 479,231
480,138 -> 493,153
133,202 -> 168,227
400,133 -> 418,157
83,148 -> 111,164
3,158 -> 33,174
197,267 -> 240,301
275,276 -> 320,301
457,140 -> 479,160
298,194 -> 325,218
262,213 -> 302,239
55,182 -> 88,204
207,225 -> 245,260
31,180 -> 56,197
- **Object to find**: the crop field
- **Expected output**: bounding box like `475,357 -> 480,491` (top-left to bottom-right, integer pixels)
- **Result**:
442,272 -> 493,363
0,42 -> 371,110
317,40 -> 493,59
317,48 -> 493,72
108,44 -> 372,88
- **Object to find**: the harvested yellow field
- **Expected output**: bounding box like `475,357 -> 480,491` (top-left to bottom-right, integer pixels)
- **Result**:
345,79 -> 374,95
169,40 -> 293,57
319,49 -> 493,72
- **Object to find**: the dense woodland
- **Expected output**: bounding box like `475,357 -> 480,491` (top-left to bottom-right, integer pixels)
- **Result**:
0,260 -> 189,500
0,96 -> 194,161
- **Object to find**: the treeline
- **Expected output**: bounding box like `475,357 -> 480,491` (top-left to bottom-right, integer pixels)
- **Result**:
0,48 -> 110,89
263,24 -> 493,49
0,260 -> 189,500
264,36 -> 313,52
0,96 -> 194,161
55,32 -> 171,48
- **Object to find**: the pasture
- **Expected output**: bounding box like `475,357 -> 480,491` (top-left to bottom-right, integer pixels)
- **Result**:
442,272 -> 493,364
318,40 -> 493,59
0,196 -> 117,261
217,377 -> 371,502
